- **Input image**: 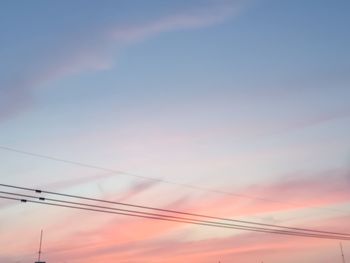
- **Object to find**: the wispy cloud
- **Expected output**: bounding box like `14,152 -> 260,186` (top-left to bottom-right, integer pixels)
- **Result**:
198,168 -> 350,218
241,168 -> 350,210
113,180 -> 159,202
0,1 -> 244,121
111,2 -> 239,43
43,213 -> 350,263
2,167 -> 349,262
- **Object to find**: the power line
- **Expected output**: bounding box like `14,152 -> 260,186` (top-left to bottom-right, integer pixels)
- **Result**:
1,185 -> 350,240
0,194 -> 349,241
1,183 -> 349,237
2,189 -> 349,239
0,145 -> 347,215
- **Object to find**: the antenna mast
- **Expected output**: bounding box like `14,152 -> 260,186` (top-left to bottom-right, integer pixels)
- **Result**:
340,242 -> 346,263
38,230 -> 43,262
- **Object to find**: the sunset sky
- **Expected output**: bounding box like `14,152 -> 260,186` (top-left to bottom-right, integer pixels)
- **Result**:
0,0 -> 350,262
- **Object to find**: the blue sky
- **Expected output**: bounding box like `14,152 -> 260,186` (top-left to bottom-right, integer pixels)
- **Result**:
0,1 -> 350,262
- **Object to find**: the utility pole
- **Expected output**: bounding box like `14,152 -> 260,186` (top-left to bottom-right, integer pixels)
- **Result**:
340,242 -> 346,263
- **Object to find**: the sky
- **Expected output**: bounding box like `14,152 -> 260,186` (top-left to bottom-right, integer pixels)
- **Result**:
0,0 -> 350,262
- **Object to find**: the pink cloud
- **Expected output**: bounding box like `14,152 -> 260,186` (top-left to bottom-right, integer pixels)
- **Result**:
41,174 -> 349,262
43,218 -> 344,263
238,168 -> 350,212
2,168 -> 349,262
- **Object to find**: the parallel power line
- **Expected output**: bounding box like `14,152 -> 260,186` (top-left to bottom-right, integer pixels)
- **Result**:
0,184 -> 349,240
0,194 -> 348,241
0,183 -> 348,237
0,145 -> 347,215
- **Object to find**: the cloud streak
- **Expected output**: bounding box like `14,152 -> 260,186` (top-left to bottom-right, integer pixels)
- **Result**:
42,213 -> 350,263
0,1 -> 243,121
111,2 -> 239,43
1,167 -> 349,263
